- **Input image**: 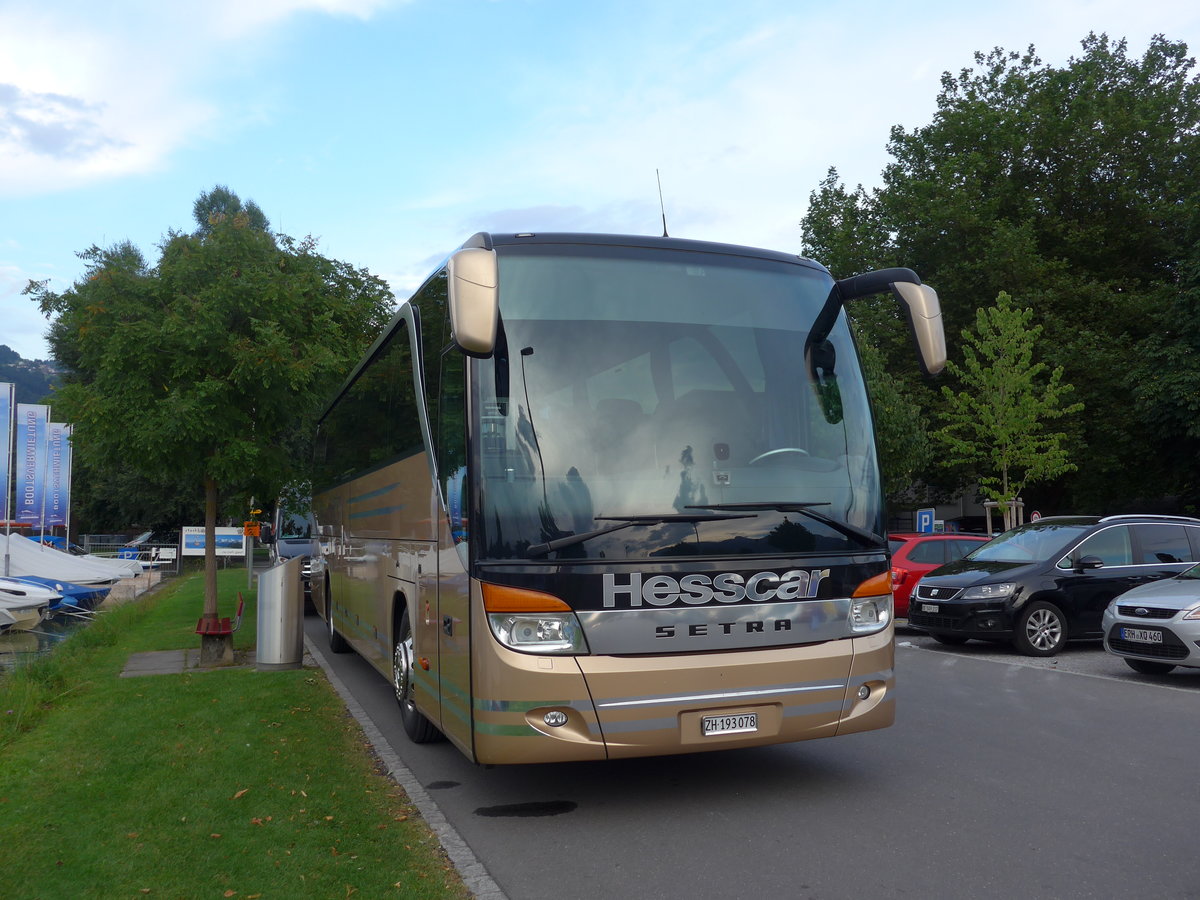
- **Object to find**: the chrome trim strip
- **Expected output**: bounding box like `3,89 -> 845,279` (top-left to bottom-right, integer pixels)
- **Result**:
596,681 -> 845,710
598,700 -> 849,735
577,599 -> 854,655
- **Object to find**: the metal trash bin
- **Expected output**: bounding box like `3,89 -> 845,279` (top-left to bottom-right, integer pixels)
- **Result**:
256,555 -> 304,670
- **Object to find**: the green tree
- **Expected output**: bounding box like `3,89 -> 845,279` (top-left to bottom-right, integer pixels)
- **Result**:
858,340 -> 932,504
27,187 -> 393,644
937,293 -> 1083,530
802,34 -> 1200,512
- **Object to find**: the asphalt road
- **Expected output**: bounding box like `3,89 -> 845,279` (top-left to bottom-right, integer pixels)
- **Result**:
305,614 -> 1200,900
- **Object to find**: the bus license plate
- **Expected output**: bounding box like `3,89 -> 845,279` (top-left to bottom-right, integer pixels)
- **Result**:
1121,627 -> 1163,644
702,713 -> 758,736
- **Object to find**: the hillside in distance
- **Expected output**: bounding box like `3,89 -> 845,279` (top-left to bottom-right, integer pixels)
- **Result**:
0,345 -> 61,405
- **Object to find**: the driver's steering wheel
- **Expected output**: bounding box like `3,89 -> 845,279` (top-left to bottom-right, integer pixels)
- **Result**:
748,448 -> 810,466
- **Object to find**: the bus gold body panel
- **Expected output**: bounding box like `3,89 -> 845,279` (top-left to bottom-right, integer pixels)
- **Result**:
575,639 -> 882,760
835,627 -> 896,735
467,577 -> 895,763
469,579 -> 607,764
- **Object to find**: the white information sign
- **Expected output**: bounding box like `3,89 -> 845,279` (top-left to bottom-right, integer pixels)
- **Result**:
181,525 -> 246,557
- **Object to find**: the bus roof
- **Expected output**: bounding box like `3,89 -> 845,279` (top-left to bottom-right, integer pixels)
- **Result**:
464,231 -> 827,271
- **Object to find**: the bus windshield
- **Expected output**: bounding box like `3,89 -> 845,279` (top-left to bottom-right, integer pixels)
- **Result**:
473,244 -> 881,561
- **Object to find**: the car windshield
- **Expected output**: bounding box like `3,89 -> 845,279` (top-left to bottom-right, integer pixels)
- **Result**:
1178,561 -> 1200,580
473,244 -> 882,561
278,510 -> 313,539
967,522 -> 1093,563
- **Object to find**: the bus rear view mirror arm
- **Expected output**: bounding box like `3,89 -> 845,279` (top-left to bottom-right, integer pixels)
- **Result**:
448,247 -> 499,357
809,267 -> 947,377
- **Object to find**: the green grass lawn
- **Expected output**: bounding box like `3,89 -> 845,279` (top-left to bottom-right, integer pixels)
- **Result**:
0,571 -> 468,900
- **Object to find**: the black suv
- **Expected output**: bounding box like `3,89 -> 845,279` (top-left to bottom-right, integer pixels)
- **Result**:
907,515 -> 1200,656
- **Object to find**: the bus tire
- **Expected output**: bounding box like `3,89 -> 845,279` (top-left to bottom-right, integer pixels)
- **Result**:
326,579 -> 350,654
394,607 -> 441,743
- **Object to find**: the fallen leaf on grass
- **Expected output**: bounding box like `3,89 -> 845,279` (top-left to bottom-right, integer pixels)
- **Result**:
211,833 -> 222,839
233,789 -> 249,799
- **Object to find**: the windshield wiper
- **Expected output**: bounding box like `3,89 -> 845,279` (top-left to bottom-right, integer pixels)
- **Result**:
685,502 -> 886,549
527,512 -> 753,557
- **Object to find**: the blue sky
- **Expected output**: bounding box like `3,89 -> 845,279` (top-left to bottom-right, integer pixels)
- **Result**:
2,0 -> 1198,361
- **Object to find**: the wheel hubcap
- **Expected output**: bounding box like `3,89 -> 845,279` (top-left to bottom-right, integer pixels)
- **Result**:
1026,609 -> 1062,651
393,632 -> 414,706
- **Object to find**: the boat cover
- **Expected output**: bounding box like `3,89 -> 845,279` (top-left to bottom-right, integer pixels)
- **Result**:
1,534 -> 139,584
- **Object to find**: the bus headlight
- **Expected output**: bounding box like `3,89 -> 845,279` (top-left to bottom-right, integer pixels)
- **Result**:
850,596 -> 892,633
850,572 -> 892,635
482,583 -> 589,655
488,612 -> 588,654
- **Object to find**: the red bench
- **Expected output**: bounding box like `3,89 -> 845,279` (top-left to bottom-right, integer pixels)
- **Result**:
195,592 -> 245,636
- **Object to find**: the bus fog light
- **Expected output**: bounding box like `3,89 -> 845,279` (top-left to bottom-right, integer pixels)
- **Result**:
543,711 -> 568,727
857,685 -> 871,700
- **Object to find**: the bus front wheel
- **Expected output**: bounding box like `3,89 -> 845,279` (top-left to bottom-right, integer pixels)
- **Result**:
394,608 -> 441,743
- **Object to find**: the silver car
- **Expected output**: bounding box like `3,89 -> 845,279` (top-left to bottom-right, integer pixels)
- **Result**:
1102,561 -> 1200,674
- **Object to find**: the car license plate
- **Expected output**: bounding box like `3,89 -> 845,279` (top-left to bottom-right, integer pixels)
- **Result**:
702,713 -> 758,736
1120,627 -> 1163,644
921,603 -> 939,613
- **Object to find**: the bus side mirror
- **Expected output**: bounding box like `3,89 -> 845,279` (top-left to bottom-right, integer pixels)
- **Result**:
447,248 -> 499,357
831,268 -> 947,377
889,281 -> 946,376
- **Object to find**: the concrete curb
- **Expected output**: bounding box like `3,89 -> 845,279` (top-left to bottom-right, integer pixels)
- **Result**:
304,635 -> 508,900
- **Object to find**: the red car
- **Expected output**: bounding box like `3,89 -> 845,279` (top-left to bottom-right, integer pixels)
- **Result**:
888,532 -> 991,617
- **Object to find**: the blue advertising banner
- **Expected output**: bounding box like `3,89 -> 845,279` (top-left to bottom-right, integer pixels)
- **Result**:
0,383 -> 12,523
45,423 -> 71,527
15,403 -> 49,525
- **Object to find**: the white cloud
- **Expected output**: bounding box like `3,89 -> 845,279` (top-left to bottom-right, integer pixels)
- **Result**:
0,0 -> 407,196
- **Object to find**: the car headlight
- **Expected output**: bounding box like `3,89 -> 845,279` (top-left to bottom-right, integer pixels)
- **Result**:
1183,605 -> 1200,621
482,583 -> 589,655
962,582 -> 1016,601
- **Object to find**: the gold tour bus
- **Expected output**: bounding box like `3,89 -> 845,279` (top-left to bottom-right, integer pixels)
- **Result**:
311,232 -> 945,764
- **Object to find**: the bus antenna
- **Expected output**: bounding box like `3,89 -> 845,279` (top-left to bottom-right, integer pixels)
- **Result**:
656,169 -> 669,237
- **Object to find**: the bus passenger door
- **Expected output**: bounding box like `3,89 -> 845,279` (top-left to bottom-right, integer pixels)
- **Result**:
432,518 -> 473,755
432,348 -> 474,755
